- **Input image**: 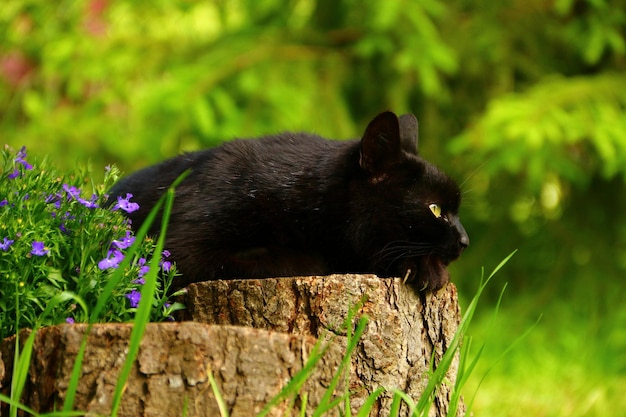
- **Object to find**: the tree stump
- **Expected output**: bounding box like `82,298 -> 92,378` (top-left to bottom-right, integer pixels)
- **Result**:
0,322 -> 345,416
178,274 -> 466,416
0,275 -> 466,416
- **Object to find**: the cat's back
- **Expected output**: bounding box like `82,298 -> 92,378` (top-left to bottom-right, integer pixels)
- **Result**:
191,132 -> 353,194
112,132 -> 339,187
109,131 -> 350,217
211,132 -> 346,168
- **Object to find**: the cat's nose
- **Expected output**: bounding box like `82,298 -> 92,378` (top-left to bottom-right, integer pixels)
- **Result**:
452,218 -> 469,251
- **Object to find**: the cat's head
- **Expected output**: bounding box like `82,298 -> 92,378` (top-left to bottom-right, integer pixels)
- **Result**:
356,111 -> 469,291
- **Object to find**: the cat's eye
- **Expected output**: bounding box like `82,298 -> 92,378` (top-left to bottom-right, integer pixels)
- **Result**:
429,203 -> 442,218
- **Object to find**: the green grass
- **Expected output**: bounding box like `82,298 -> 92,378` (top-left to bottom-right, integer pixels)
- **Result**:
462,283 -> 626,417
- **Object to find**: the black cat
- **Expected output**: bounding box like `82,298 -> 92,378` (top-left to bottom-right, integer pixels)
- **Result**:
108,111 -> 469,291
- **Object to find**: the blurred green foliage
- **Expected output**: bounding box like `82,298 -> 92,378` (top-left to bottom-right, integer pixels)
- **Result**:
1,0 -> 626,415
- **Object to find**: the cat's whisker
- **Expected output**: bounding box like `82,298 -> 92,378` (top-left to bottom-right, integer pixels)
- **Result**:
375,240 -> 451,270
380,240 -> 433,250
377,248 -> 425,264
377,241 -> 435,257
373,241 -> 441,275
459,157 -> 491,188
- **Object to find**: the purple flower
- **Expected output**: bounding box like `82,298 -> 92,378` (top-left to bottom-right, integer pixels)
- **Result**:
7,147 -> 33,179
62,184 -> 82,200
0,199 -> 7,207
160,250 -> 172,272
59,223 -> 70,234
133,277 -> 145,285
0,237 -> 14,251
111,230 -> 135,250
31,241 -> 49,256
138,266 -> 150,278
112,193 -> 139,213
78,194 -> 99,209
161,260 -> 172,273
65,317 -> 75,324
56,212 -> 75,234
45,193 -> 63,207
98,249 -> 125,270
137,257 -> 150,278
126,289 -> 141,308
45,194 -> 63,209
15,146 -> 33,170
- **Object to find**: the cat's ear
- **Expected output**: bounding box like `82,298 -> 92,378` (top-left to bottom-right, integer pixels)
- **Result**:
359,111 -> 401,173
399,113 -> 418,155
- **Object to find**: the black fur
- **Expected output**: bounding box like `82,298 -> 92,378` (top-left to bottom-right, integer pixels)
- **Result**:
108,111 -> 469,291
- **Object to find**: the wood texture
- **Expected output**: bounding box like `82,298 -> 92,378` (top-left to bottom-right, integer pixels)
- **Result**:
0,322 -> 343,416
179,275 -> 466,416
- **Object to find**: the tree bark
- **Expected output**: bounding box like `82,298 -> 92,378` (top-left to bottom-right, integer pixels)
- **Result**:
0,275 -> 466,416
0,322 -> 344,416
178,274 -> 466,416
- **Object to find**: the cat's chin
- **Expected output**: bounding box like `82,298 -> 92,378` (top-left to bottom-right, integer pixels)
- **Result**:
402,256 -> 450,292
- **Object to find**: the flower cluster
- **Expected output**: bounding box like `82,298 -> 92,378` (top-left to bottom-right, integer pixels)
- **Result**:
8,146 -> 33,179
0,145 -> 182,338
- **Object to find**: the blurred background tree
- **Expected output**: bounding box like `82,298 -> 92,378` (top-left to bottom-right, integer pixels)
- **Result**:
1,0 -> 625,415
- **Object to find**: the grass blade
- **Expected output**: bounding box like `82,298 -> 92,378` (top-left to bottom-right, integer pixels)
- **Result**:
9,291 -> 88,417
10,329 -> 37,417
312,314 -> 368,417
110,177 -> 181,416
257,336 -> 330,417
0,393 -> 39,417
416,250 -> 517,416
208,369 -> 230,417
354,387 -> 385,417
389,390 -> 402,416
463,314 -> 541,414
386,389 -> 417,416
